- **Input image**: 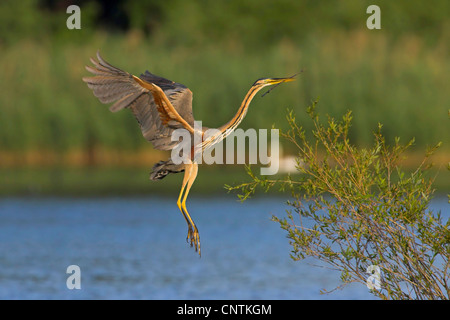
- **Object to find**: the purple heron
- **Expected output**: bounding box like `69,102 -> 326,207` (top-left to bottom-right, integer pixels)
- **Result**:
83,52 -> 295,256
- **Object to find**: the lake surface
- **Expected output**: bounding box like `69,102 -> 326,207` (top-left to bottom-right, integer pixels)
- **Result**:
0,195 -> 447,300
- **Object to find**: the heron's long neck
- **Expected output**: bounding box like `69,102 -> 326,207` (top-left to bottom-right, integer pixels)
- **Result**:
218,84 -> 263,134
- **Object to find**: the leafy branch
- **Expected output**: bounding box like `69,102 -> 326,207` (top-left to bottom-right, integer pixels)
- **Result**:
227,102 -> 449,300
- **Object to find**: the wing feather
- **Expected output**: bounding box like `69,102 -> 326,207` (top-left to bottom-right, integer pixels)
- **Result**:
82,52 -> 195,150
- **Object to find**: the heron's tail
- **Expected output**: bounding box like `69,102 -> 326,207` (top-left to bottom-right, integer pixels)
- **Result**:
150,160 -> 185,180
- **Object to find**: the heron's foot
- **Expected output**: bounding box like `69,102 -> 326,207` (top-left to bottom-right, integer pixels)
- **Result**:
186,225 -> 201,256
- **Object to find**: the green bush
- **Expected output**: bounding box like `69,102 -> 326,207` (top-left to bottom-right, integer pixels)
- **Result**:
228,103 -> 449,299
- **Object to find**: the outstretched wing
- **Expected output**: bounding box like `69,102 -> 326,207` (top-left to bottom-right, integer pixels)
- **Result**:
82,52 -> 195,151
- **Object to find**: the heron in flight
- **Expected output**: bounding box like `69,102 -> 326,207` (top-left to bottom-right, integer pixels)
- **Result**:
83,52 -> 295,256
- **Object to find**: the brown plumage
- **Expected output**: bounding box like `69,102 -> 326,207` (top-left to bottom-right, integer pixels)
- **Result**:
83,51 -> 295,256
83,52 -> 195,151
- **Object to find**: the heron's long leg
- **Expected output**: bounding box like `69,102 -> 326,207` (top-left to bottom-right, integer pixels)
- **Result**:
181,162 -> 200,255
177,164 -> 194,240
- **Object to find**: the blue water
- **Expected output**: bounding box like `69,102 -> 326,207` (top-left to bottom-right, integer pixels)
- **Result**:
0,196 -> 447,300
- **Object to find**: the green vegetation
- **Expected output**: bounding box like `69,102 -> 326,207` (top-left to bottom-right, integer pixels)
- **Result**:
0,165 -> 253,197
0,1 -> 448,194
228,104 -> 449,299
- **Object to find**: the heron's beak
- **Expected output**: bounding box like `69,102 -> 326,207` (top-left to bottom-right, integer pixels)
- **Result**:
266,76 -> 296,85
260,74 -> 298,97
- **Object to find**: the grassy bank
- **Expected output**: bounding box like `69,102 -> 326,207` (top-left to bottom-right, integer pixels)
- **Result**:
1,159 -> 448,197
0,165 -> 252,197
